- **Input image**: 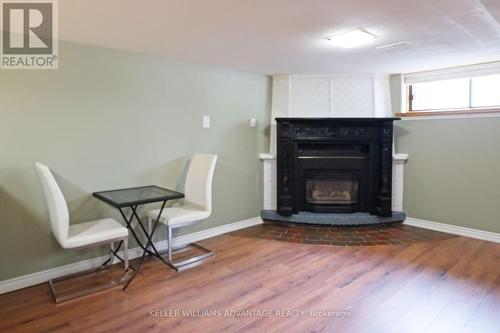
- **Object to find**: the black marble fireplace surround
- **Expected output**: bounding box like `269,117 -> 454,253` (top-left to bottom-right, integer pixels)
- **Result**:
262,117 -> 406,226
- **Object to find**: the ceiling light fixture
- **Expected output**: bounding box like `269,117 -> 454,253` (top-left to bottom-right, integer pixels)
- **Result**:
325,29 -> 377,48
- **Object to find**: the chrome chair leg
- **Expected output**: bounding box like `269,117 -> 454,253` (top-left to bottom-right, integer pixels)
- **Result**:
167,225 -> 173,262
123,237 -> 129,272
147,217 -> 153,236
146,217 -> 154,252
161,225 -> 214,271
109,242 -> 115,266
48,237 -> 129,303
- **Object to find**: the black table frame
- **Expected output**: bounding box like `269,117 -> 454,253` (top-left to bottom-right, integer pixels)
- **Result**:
93,185 -> 184,289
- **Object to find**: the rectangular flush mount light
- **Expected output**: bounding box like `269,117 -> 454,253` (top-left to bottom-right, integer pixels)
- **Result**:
325,29 -> 376,48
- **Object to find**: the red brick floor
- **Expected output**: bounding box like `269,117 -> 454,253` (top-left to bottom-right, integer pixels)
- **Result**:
231,221 -> 455,246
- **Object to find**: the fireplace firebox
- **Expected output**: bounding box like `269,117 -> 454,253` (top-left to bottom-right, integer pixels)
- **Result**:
304,171 -> 360,212
276,118 -> 400,218
306,178 -> 359,205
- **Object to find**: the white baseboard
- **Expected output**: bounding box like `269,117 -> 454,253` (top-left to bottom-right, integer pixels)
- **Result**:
0,216 -> 263,295
404,217 -> 500,244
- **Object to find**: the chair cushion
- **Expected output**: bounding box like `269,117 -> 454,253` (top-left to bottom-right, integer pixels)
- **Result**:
147,205 -> 210,226
63,218 -> 128,249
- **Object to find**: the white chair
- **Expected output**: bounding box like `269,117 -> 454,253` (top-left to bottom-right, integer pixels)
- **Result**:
147,154 -> 217,270
35,162 -> 129,303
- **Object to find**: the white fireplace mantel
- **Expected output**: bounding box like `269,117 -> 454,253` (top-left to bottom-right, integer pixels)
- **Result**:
259,153 -> 409,212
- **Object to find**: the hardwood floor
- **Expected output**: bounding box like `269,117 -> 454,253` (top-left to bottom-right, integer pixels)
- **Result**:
1,228 -> 500,333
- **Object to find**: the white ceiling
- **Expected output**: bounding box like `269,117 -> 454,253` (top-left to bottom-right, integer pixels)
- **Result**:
59,0 -> 500,75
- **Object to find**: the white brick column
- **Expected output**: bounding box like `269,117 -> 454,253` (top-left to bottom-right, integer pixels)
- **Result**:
392,153 -> 408,211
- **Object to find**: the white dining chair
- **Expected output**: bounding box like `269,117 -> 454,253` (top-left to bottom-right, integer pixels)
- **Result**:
147,154 -> 217,270
35,162 -> 129,303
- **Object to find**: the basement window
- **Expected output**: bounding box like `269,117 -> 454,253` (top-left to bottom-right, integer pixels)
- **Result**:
399,63 -> 500,117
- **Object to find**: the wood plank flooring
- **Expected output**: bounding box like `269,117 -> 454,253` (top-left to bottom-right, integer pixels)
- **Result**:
1,227 -> 500,333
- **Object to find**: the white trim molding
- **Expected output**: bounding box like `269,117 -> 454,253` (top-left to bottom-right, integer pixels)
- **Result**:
0,217 -> 263,295
404,217 -> 500,244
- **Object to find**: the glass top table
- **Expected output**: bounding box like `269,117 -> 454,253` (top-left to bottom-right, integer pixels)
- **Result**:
93,185 -> 184,289
93,185 -> 184,208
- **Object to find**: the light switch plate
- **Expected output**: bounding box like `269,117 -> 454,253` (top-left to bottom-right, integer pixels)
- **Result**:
203,115 -> 210,128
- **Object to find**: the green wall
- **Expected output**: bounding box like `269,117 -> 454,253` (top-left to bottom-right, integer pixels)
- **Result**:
0,41 -> 271,280
391,75 -> 500,233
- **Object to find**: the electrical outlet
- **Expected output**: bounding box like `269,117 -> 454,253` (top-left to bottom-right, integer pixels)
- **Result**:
203,115 -> 210,128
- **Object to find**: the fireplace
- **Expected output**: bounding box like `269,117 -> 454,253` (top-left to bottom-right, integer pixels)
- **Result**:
275,118 -> 400,219
296,142 -> 370,214
306,178 -> 359,205
305,173 -> 359,209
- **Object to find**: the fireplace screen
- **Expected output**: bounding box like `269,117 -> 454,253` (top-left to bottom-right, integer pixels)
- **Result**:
306,179 -> 359,205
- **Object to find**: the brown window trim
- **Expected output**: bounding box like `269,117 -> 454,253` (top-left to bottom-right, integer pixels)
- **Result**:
396,108 -> 500,117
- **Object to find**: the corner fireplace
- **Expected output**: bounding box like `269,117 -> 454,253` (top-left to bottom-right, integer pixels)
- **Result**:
306,178 -> 359,205
276,118 -> 399,218
305,172 -> 360,211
